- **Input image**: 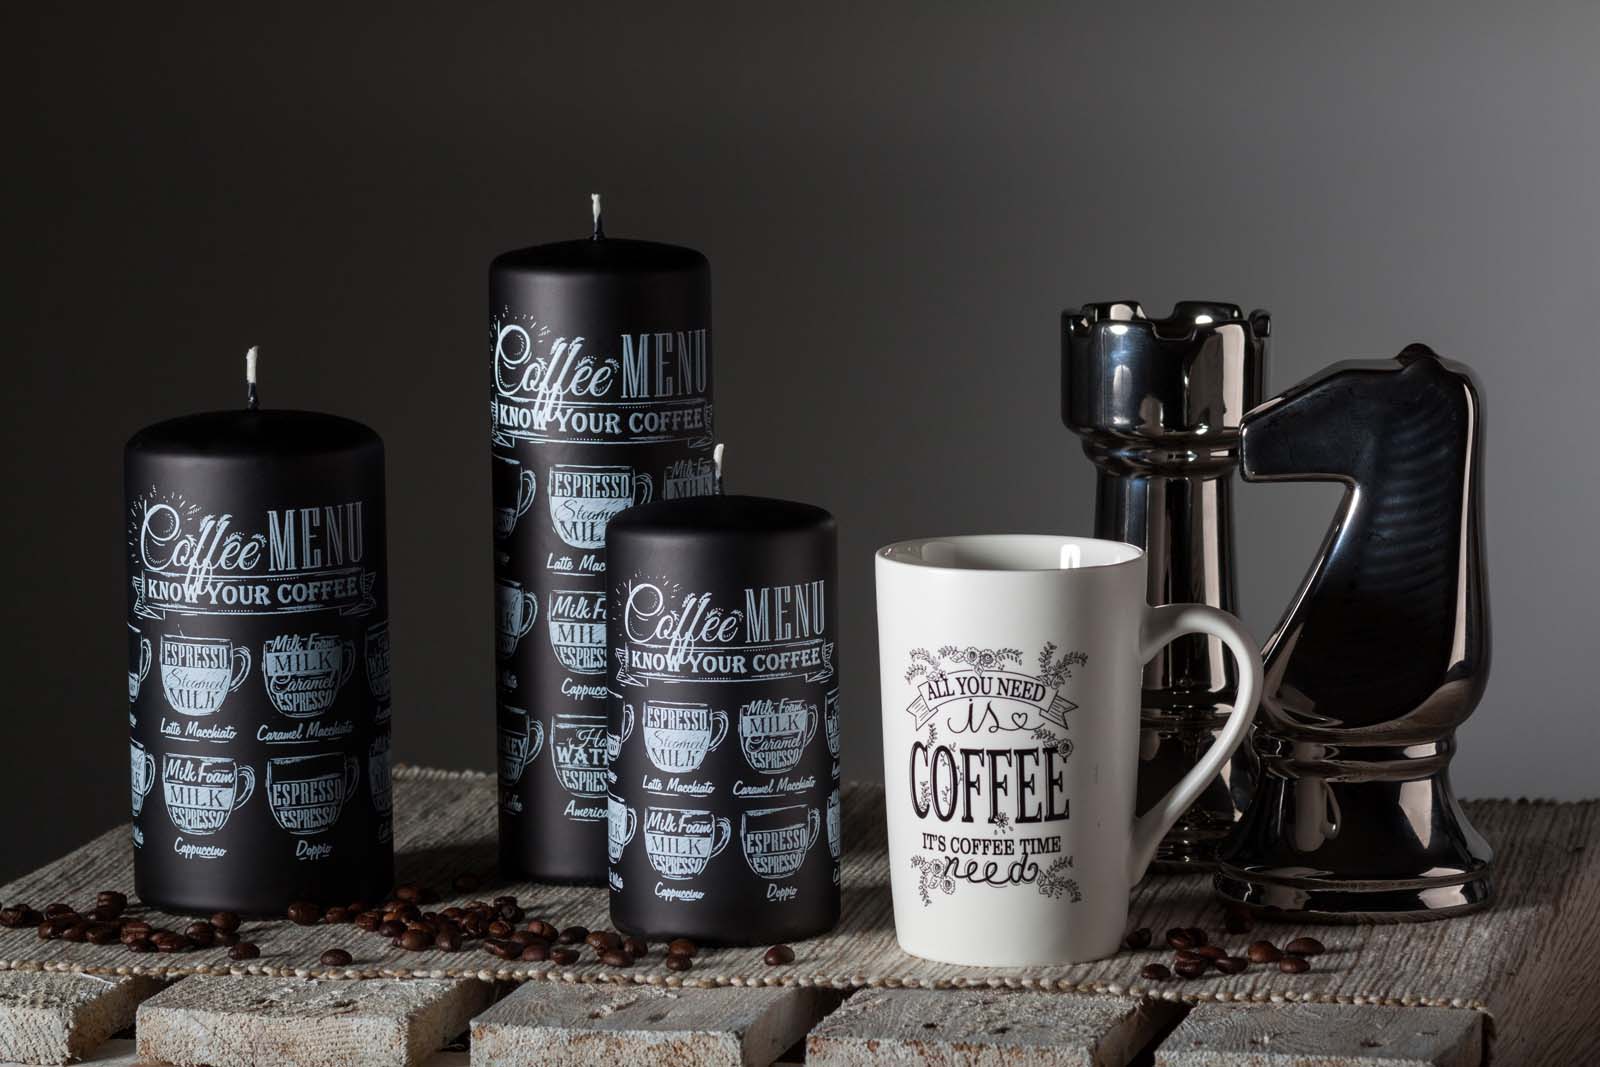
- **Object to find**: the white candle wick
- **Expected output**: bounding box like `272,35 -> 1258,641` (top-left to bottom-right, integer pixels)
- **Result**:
713,442 -> 725,490
245,345 -> 260,410
591,193 -> 604,239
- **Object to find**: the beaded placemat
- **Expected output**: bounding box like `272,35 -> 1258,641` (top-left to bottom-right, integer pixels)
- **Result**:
1,767 -> 1592,1014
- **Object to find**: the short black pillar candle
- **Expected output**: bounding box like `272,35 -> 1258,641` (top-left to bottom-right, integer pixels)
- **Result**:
125,358 -> 393,915
606,496 -> 840,945
490,198 -> 717,884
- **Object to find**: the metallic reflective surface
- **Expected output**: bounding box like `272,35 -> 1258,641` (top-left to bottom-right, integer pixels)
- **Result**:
1062,301 -> 1269,866
1216,346 -> 1492,921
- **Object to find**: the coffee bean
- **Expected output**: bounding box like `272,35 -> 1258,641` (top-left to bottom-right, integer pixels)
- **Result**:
228,942 -> 260,961
1187,927 -> 1208,947
400,929 -> 433,951
497,902 -> 525,923
90,905 -> 123,923
378,920 -> 405,939
348,900 -> 371,915
120,923 -> 152,946
452,874 -> 480,893
436,927 -> 463,952
96,891 -> 128,915
61,922 -> 88,943
86,923 -> 120,945
520,940 -> 549,962
1165,927 -> 1196,950
1215,956 -> 1248,975
557,925 -> 588,945
286,901 -> 321,925
127,938 -> 155,953
665,953 -> 693,972
1195,945 -> 1226,961
763,944 -> 795,966
597,949 -> 629,967
668,938 -> 698,958
210,911 -> 240,933
1123,927 -> 1152,950
323,907 -> 351,925
1285,937 -> 1325,957
624,937 -> 648,959
0,907 -> 29,928
43,903 -> 75,919
185,922 -> 216,947
394,884 -> 422,903
508,929 -> 535,946
354,912 -> 381,932
1279,954 -> 1311,974
1247,941 -> 1281,963
550,947 -> 579,966
487,920 -> 514,939
586,931 -> 622,952
1140,963 -> 1171,981
1175,949 -> 1202,963
217,931 -> 240,947
484,939 -> 519,959
1223,904 -> 1253,935
1174,958 -> 1209,979
526,920 -> 558,941
320,949 -> 353,967
154,934 -> 191,953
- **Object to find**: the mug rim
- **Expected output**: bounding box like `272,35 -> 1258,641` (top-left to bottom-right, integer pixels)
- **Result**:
876,533 -> 1144,574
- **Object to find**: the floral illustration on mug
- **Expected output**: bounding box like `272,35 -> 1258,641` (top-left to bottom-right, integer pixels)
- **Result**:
1036,857 -> 1083,902
261,632 -> 357,718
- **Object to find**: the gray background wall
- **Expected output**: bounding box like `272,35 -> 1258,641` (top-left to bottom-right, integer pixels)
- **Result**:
6,2 -> 1596,881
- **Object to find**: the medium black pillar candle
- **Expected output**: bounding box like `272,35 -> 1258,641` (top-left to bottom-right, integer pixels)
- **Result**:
125,351 -> 393,915
606,496 -> 840,945
490,197 -> 717,883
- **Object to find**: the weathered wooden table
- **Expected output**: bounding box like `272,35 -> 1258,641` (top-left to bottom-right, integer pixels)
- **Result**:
1,770 -> 1593,1066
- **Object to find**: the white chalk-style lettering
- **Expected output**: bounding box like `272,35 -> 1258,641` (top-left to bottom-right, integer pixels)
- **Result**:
642,805 -> 731,882
737,697 -> 818,775
162,753 -> 255,838
547,465 -> 652,549
739,804 -> 821,882
265,752 -> 359,836
642,701 -> 729,774
261,632 -> 356,717
498,705 -> 545,790
547,588 -> 607,675
159,635 -> 252,716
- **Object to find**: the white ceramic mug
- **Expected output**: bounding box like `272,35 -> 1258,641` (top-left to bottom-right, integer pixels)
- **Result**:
875,534 -> 1261,966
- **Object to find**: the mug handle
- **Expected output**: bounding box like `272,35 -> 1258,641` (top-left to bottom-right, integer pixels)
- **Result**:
528,718 -> 545,760
517,469 -> 538,518
138,638 -> 152,683
707,709 -> 729,751
1127,603 -> 1262,886
634,472 -> 654,504
518,593 -> 538,638
801,703 -> 819,748
710,816 -> 732,859
340,640 -> 357,688
807,806 -> 822,849
621,703 -> 635,743
623,807 -> 638,846
233,765 -> 256,809
140,752 -> 156,796
229,647 -> 253,692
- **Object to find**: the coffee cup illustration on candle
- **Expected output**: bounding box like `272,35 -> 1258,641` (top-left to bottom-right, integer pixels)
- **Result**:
643,805 -> 731,881
365,620 -> 392,711
608,794 -> 638,863
492,452 -> 539,540
128,623 -> 152,704
643,701 -> 729,774
547,588 -> 607,675
547,465 -> 653,549
130,740 -> 156,817
261,633 -> 357,718
739,804 -> 822,880
161,753 -> 255,836
550,712 -> 608,798
606,702 -> 636,763
369,733 -> 393,819
737,697 -> 819,775
498,705 -> 545,788
824,689 -> 841,759
662,457 -> 717,500
159,635 -> 252,716
496,579 -> 538,660
826,788 -> 841,861
265,752 -> 360,836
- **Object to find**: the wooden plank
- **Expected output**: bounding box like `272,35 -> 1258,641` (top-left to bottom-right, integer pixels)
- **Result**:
804,988 -> 1182,1066
135,975 -> 491,1067
0,972 -> 163,1065
1,1039 -> 470,1067
470,982 -> 835,1067
1154,1002 -> 1482,1067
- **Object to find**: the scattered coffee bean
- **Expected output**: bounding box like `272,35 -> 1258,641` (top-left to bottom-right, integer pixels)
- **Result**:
96,890 -> 128,912
348,900 -> 371,915
44,903 -> 76,919
228,942 -> 260,961
1285,937 -> 1325,957
1279,954 -> 1311,974
1165,927 -> 1196,950
61,923 -> 88,943
355,912 -> 381,932
323,907 -> 351,925
320,948 -> 353,967
520,940 -> 549,962
586,930 -> 622,952
286,901 -> 321,925
599,949 -> 632,967
1187,927 -> 1208,947
394,884 -> 423,903
121,924 -> 152,946
550,947 -> 579,966
668,938 -> 698,958
763,944 -> 795,966
1247,941 -> 1282,963
526,919 -> 558,941
497,902 -> 525,923
508,929 -> 535,946
1215,956 -> 1248,975
1195,945 -> 1226,961
557,925 -> 588,945
127,938 -> 155,953
210,911 -> 240,933
185,921 -> 216,947
487,920 -> 514,939
665,953 -> 693,972
623,936 -> 648,959
452,874 -> 480,893
1174,958 -> 1209,979
483,939 -> 519,959
154,934 -> 191,953
1140,963 -> 1171,981
436,927 -> 463,952
1175,949 -> 1201,963
399,929 -> 433,951
1123,927 -> 1152,950
378,920 -> 406,939
90,905 -> 123,923
0,907 -> 33,928
86,923 -> 120,945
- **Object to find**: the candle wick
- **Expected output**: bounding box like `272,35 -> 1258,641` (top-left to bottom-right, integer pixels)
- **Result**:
713,442 -> 725,493
591,192 -> 604,240
245,345 -> 260,411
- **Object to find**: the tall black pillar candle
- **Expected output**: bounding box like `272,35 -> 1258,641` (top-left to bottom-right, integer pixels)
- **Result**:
606,496 -> 840,944
491,197 -> 716,883
126,351 -> 393,915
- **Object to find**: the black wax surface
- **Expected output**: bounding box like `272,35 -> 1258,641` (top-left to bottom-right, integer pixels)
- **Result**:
491,237 -> 707,277
609,494 -> 833,541
126,409 -> 381,458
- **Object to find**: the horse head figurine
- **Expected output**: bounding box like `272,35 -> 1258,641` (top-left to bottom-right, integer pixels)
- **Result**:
1216,344 -> 1492,921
